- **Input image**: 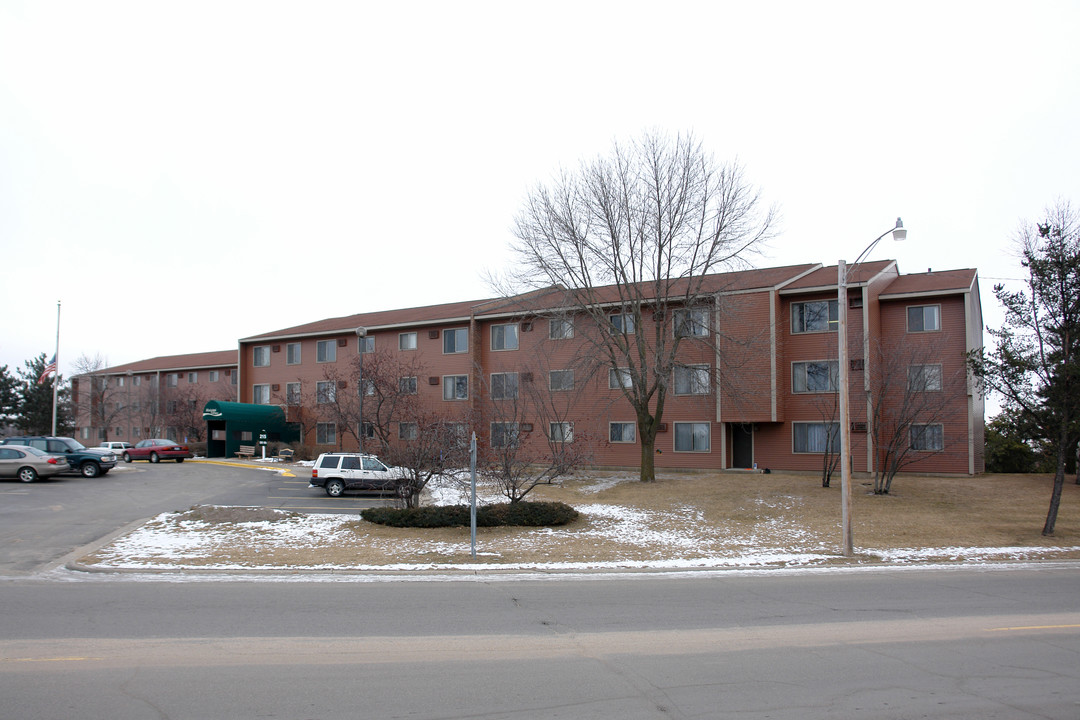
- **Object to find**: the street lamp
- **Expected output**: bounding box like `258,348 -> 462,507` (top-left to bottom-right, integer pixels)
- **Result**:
355,327 -> 367,453
838,217 -> 906,557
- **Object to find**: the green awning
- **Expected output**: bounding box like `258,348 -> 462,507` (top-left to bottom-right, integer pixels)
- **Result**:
203,401 -> 288,425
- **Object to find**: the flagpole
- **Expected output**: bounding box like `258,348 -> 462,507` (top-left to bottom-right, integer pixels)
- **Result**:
52,301 -> 60,436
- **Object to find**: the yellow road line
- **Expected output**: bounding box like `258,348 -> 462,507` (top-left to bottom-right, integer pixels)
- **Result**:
987,623 -> 1080,632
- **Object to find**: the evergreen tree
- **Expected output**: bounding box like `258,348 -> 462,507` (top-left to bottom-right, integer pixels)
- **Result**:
14,353 -> 73,436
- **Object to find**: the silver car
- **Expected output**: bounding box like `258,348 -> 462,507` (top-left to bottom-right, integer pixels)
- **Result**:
0,445 -> 70,483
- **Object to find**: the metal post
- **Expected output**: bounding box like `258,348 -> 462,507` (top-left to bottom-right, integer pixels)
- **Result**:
470,432 -> 477,559
837,260 -> 854,557
355,327 -> 367,453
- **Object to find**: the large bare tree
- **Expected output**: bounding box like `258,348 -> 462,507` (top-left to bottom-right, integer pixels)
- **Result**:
509,130 -> 776,481
72,353 -> 126,441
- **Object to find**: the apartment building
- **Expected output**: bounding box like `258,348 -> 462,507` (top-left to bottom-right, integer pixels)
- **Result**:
237,261 -> 985,475
71,350 -> 238,444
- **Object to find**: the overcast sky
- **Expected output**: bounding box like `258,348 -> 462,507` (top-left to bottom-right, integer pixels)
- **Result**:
2,1 -> 1078,400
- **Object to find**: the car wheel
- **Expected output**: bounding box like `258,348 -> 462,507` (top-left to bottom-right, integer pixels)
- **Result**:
81,462 -> 101,478
150,452 -> 160,463
18,467 -> 38,483
176,458 -> 184,463
123,452 -> 132,463
325,479 -> 345,497
396,483 -> 412,499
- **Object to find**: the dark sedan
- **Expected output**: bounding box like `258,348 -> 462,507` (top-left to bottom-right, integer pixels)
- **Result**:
122,439 -> 193,463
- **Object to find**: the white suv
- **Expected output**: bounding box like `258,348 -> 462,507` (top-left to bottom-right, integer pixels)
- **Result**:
309,453 -> 410,498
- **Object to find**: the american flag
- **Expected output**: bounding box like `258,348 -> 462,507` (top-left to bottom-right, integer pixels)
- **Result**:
38,354 -> 57,384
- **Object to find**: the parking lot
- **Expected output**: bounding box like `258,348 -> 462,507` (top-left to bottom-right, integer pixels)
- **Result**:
0,459 -> 398,575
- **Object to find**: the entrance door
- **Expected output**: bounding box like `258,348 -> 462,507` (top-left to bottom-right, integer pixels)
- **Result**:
732,424 -> 754,469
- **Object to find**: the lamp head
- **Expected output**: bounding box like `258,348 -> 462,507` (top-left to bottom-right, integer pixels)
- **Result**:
355,326 -> 367,338
891,217 -> 907,242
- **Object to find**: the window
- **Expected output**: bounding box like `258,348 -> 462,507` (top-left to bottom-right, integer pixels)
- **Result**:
253,384 -> 271,405
231,372 -> 237,386
674,364 -> 710,395
793,422 -> 840,454
491,422 -> 520,449
908,364 -> 943,392
316,381 -> 336,404
609,367 -> 632,389
399,422 -> 417,440
359,336 -> 375,354
907,305 -> 941,332
911,424 -> 944,451
399,332 -> 417,351
187,372 -> 197,383
209,370 -> 219,382
792,361 -> 839,393
317,340 -> 337,363
253,346 -> 271,367
166,400 -> 177,414
674,308 -> 710,337
548,422 -> 573,443
609,422 -> 636,443
399,376 -> 417,395
360,379 -> 375,396
134,375 -> 142,386
286,343 -> 301,365
316,422 -> 336,445
610,313 -> 636,334
443,328 -> 468,354
549,369 -> 574,392
674,422 -> 711,452
491,372 -> 519,400
549,318 -> 574,340
443,375 -> 468,400
166,373 -> 178,388
361,422 -> 375,439
286,382 -> 301,406
491,324 -> 519,351
792,300 -> 838,333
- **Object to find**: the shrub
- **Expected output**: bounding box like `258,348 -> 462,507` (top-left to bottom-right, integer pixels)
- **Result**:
362,501 -> 579,528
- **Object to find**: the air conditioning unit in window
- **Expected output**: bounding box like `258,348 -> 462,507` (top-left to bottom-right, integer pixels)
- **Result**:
429,376 -> 440,385
338,381 -> 347,389
520,423 -> 533,432
272,345 -> 281,353
337,338 -> 347,347
851,422 -> 868,433
850,358 -> 865,371
521,321 -> 533,332
272,384 -> 280,391
428,330 -> 440,339
657,423 -> 668,432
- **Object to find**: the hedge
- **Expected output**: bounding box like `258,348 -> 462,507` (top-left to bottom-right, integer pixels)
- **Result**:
361,501 -> 579,528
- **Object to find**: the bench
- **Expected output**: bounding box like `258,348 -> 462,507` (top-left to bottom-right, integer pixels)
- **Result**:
235,444 -> 256,459
276,448 -> 295,461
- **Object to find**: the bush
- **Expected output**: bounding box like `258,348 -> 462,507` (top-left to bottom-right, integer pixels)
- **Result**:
362,501 -> 579,528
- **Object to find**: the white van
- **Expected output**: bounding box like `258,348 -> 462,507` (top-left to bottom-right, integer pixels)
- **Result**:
309,452 -> 410,498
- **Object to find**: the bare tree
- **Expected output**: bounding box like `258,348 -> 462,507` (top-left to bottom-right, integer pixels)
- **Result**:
313,365 -> 362,451
810,391 -> 842,488
349,349 -> 428,456
385,408 -> 472,508
508,129 -> 776,481
72,353 -> 127,441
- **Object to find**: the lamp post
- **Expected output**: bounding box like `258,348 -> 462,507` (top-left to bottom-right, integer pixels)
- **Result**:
838,217 -> 907,557
355,327 -> 367,453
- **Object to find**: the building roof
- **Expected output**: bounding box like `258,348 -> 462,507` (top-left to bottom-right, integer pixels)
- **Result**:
94,350 -> 238,376
878,268 -> 979,299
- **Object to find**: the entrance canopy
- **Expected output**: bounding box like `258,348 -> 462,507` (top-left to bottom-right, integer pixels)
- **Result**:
203,401 -> 300,458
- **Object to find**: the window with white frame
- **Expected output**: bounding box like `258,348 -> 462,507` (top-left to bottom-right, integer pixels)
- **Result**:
793,421 -> 841,453
907,305 -> 941,332
360,378 -> 375,396
316,422 -> 336,445
549,318 -> 574,340
399,376 -> 417,394
908,364 -> 943,392
134,375 -> 142,386
609,367 -> 632,390
792,360 -> 839,393
253,346 -> 271,367
491,422 -> 520,449
910,424 -> 944,451
674,422 -> 711,452
187,372 -> 197,383
286,382 -> 301,405
491,324 -> 519,351
609,422 -> 636,443
443,375 -> 468,400
399,332 -> 417,351
317,340 -> 337,363
253,384 -> 271,405
316,381 -> 336,404
443,328 -> 468,354
359,336 -> 374,354
209,370 -> 219,382
360,422 -> 375,439
166,400 -> 177,414
286,343 -> 301,365
491,372 -> 519,400
674,308 -> 710,337
549,369 -> 574,392
166,373 -> 178,387
674,364 -> 710,395
610,313 -> 636,334
549,422 -> 573,443
792,300 -> 838,333
399,422 -> 417,440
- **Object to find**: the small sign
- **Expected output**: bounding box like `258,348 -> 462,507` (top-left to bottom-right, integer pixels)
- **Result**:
258,430 -> 268,446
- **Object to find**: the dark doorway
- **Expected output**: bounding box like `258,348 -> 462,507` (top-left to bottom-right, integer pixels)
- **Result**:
732,424 -> 754,468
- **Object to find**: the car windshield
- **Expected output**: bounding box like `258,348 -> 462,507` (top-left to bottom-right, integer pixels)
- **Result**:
62,438 -> 87,451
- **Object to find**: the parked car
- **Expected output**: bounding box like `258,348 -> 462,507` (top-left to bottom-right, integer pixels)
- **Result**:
0,445 -> 70,482
0,436 -> 117,477
122,439 -> 193,463
94,441 -> 134,455
309,452 -> 410,498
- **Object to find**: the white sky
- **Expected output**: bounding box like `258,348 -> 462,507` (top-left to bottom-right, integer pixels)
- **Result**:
3,0 -> 1078,411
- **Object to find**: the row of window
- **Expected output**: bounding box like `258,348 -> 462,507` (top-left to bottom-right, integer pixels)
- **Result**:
792,301 -> 942,334
793,421 -> 944,452
792,361 -> 944,393
96,370 -> 233,389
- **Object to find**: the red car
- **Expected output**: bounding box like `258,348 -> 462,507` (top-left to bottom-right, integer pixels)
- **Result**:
122,439 -> 193,464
